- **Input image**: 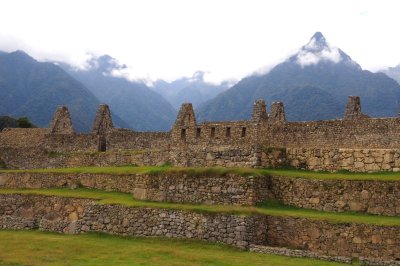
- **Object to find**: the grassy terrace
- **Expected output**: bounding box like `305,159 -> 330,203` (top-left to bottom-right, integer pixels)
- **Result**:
1,165 -> 400,181
1,188 -> 399,226
0,230 -> 347,266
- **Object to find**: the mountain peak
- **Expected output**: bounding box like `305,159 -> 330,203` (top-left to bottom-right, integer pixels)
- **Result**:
8,50 -> 35,62
311,32 -> 325,42
290,32 -> 360,68
303,32 -> 329,53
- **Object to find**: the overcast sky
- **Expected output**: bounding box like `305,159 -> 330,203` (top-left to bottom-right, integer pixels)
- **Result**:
0,0 -> 399,83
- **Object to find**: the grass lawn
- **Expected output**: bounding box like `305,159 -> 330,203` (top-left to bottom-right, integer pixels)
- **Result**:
0,230 -> 347,266
1,188 -> 399,226
1,165 -> 400,181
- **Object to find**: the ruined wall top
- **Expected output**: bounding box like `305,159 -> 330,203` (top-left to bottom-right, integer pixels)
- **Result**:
49,106 -> 74,134
252,99 -> 268,124
92,104 -> 114,135
269,102 -> 286,123
344,96 -> 369,120
174,103 -> 196,128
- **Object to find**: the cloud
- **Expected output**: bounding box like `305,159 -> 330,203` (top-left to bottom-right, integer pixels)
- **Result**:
296,44 -> 342,67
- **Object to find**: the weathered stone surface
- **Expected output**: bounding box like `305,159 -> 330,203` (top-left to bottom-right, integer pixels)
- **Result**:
273,148 -> 400,173
252,99 -> 268,124
270,175 -> 400,216
0,194 -> 266,249
249,245 -> 353,264
269,102 -> 286,123
49,106 -> 74,134
1,194 -> 399,262
1,171 -> 399,216
92,104 -> 114,135
344,96 -> 369,120
266,216 -> 400,262
3,97 -> 400,172
0,172 -> 269,206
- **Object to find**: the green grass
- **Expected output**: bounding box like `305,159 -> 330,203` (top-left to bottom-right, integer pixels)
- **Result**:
1,188 -> 399,226
0,230 -> 347,266
1,165 -> 400,181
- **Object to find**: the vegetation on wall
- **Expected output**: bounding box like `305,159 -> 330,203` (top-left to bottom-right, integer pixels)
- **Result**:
2,165 -> 400,181
1,187 -> 399,226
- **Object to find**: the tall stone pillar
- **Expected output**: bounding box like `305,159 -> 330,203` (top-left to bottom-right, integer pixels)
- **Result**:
269,102 -> 286,123
344,96 -> 369,120
92,104 -> 114,135
49,106 -> 74,134
172,103 -> 196,142
252,99 -> 268,124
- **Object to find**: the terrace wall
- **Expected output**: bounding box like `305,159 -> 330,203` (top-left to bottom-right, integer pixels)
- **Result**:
0,194 -> 266,249
0,194 -> 399,262
1,172 -> 399,215
266,216 -> 400,262
0,172 -> 270,206
269,176 -> 400,216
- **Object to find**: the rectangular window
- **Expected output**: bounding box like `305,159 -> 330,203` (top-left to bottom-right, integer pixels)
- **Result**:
181,128 -> 186,139
210,127 -> 216,138
196,128 -> 201,138
241,127 -> 246,137
226,127 -> 231,138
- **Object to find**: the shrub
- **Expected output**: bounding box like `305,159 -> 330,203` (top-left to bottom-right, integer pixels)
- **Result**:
16,117 -> 35,128
0,159 -> 6,169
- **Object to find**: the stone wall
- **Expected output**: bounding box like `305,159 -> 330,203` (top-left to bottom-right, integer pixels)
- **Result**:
79,205 -> 266,249
4,98 -> 400,171
43,134 -> 99,152
263,117 -> 400,149
1,172 -> 399,215
0,149 -> 169,170
0,194 -> 92,229
106,129 -> 171,151
269,175 -> 400,216
1,194 -> 399,262
0,194 -> 266,249
170,103 -> 261,167
260,148 -> 400,172
266,216 -> 400,262
0,172 -> 270,206
170,145 -> 259,168
285,148 -> 400,172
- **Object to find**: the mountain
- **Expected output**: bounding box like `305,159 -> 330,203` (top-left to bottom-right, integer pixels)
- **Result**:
152,71 -> 231,109
0,50 -> 127,132
197,32 -> 400,122
61,55 -> 176,131
380,64 -> 400,85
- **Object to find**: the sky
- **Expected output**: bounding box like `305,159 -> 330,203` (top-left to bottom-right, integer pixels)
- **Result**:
0,0 -> 399,83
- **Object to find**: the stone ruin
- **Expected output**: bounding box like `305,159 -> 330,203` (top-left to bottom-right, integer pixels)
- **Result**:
0,96 -> 400,265
269,102 -> 286,123
49,106 -> 74,134
92,104 -> 114,135
344,95 -> 369,120
2,95 -> 400,172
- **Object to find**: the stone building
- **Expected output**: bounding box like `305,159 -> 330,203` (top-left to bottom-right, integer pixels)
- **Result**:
2,96 -> 400,172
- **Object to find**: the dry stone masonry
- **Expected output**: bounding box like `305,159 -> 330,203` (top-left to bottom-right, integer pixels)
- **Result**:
1,95 -> 400,265
49,106 -> 74,134
92,104 -> 114,135
0,194 -> 399,264
0,172 -> 270,206
2,95 -> 400,171
344,96 -> 369,120
1,171 -> 398,216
